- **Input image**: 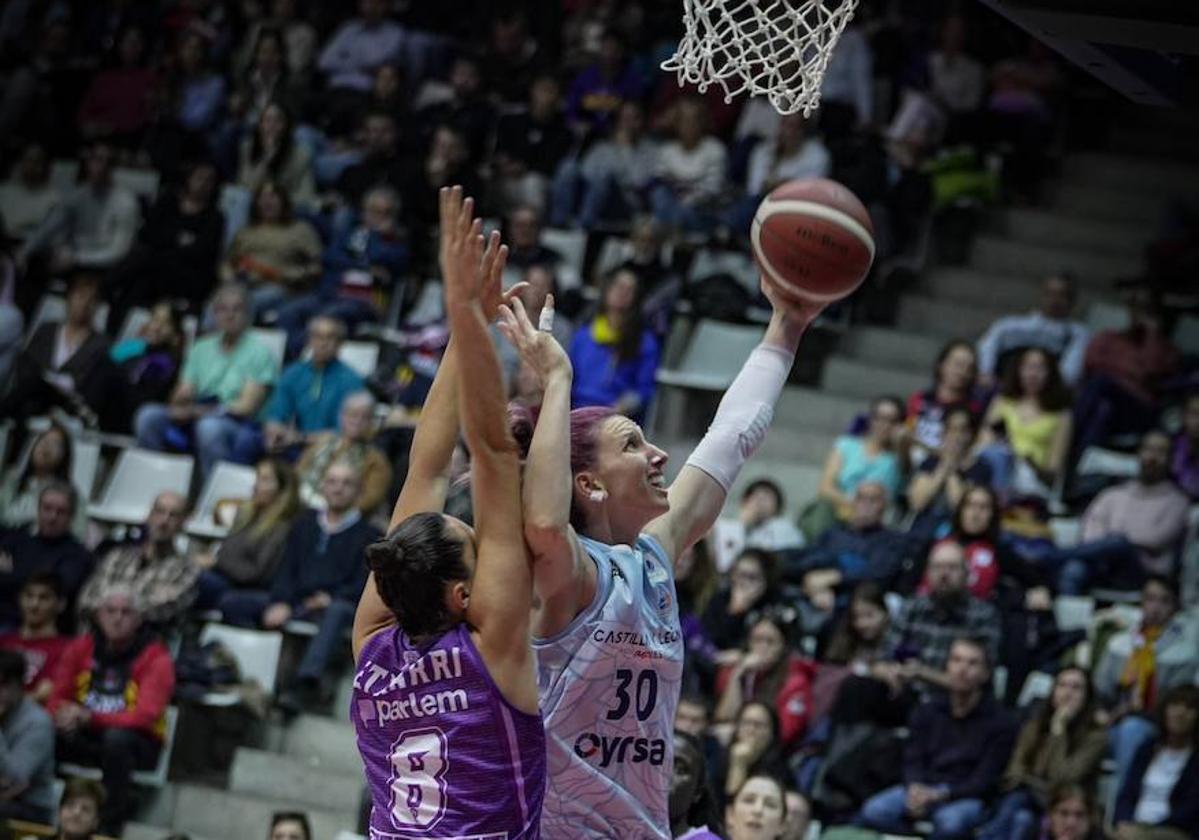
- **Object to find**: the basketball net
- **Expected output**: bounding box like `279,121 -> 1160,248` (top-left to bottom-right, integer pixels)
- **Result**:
661,0 -> 860,116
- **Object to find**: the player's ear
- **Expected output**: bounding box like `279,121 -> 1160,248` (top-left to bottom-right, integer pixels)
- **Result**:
451,581 -> 470,612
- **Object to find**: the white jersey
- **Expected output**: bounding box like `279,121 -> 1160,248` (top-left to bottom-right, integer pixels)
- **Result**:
533,533 -> 685,839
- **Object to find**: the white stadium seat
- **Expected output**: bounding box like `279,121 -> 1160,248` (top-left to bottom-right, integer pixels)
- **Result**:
199,623 -> 284,705
89,448 -> 193,524
186,460 -> 257,539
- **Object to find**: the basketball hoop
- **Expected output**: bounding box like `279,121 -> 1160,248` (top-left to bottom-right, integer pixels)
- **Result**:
661,0 -> 861,116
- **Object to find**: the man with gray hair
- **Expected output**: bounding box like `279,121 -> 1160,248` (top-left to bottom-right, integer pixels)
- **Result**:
232,314 -> 364,464
47,583 -> 175,835
134,283 -> 278,477
78,491 -> 198,627
276,184 -> 408,358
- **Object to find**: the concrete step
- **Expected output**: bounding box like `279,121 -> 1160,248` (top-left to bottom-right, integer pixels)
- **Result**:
920,267 -> 1118,313
774,386 -> 870,435
230,747 -> 363,813
281,713 -> 362,775
820,356 -> 928,402
969,236 -> 1143,283
168,782 -> 358,840
1051,183 -> 1166,224
1109,124 -> 1199,162
896,294 -> 1006,340
841,325 -> 943,370
755,426 -> 837,466
1062,152 -> 1199,194
998,208 -> 1152,256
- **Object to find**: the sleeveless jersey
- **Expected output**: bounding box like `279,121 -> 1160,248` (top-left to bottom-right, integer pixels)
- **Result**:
533,534 -> 684,839
352,623 -> 546,840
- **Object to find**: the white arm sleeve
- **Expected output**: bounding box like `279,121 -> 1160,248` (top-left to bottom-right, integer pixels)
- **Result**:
684,342 -> 795,491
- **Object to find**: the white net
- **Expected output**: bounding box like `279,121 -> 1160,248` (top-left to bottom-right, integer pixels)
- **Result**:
661,0 -> 861,116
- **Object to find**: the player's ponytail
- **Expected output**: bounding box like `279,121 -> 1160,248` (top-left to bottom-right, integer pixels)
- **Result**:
367,512 -> 470,642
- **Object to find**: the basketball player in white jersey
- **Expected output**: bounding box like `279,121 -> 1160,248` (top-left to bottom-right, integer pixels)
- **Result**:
497,281 -> 822,838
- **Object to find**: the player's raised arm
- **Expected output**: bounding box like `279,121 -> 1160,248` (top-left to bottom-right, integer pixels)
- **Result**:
496,297 -> 588,635
645,286 -> 821,566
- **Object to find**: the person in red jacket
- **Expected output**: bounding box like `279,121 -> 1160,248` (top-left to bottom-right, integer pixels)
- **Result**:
47,584 -> 175,835
714,606 -> 815,752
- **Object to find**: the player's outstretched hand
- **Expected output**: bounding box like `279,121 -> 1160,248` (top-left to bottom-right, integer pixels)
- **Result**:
497,296 -> 571,387
759,274 -> 825,327
439,186 -> 524,319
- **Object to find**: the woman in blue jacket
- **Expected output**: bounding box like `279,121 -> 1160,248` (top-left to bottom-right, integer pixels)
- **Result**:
1112,684 -> 1199,840
569,266 -> 660,422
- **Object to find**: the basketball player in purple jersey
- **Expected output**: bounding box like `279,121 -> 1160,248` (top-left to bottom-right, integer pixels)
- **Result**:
351,187 -> 545,839
498,280 -> 822,838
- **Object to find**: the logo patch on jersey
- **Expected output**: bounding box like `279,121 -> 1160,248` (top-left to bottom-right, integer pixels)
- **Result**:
573,732 -> 666,768
645,555 -> 670,586
656,586 -> 673,615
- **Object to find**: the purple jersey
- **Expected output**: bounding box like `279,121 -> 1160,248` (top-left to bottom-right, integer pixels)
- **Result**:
353,624 -> 546,839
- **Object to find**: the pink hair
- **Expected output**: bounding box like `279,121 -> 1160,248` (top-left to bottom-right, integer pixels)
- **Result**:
568,406 -> 618,529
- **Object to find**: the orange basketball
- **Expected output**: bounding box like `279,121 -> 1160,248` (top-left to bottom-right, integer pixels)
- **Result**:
751,178 -> 876,308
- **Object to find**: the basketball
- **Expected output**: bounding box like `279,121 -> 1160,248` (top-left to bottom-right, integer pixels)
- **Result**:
751,178 -> 876,308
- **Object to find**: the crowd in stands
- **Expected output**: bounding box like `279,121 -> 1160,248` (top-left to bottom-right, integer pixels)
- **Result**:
0,1 -> 1196,840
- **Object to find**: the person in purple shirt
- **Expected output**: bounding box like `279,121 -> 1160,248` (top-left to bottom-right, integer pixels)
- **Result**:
352,188 -> 545,838
1171,393 -> 1199,500
565,31 -> 645,134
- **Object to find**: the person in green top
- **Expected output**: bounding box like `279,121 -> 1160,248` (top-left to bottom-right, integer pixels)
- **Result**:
134,283 -> 277,476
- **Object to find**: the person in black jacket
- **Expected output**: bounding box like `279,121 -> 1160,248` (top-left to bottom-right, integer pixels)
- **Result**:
220,458 -> 380,712
104,160 -> 225,331
856,637 -> 1017,839
1112,684 -> 1199,840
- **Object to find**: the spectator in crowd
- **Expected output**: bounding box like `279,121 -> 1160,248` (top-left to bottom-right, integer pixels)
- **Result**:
226,28 -> 307,135
0,143 -> 60,243
1051,430 -> 1189,593
551,100 -> 659,230
221,181 -> 322,317
676,692 -> 724,784
16,140 -> 139,295
907,340 -> 985,463
294,391 -> 391,516
728,113 -> 831,234
715,608 -> 815,752
0,482 -> 94,630
928,15 -> 985,141
976,273 -> 1090,388
676,540 -> 721,693
1094,576 -> 1199,792
317,0 -> 407,94
986,38 -> 1062,202
0,422 -> 86,537
77,491 -> 197,627
166,29 -> 227,137
105,160 -> 225,333
791,482 -> 910,611
243,0 -> 317,79
815,582 -> 891,720
703,548 -> 782,654
857,637 -> 1016,839
918,486 -> 1024,602
493,264 -> 573,392
502,205 -> 562,273
222,459 -> 379,712
878,541 -> 1001,693
725,774 -> 789,840
412,53 -> 495,164
1072,289 -> 1180,460
717,701 -> 789,804
1041,784 -> 1103,840
268,811 -> 312,840
400,123 -> 481,234
8,272 -> 114,426
782,790 -> 813,840
670,730 -> 723,840
76,26 -> 156,146
334,111 -> 404,211
239,316 -> 363,464
481,10 -> 543,106
135,284 -> 277,477
193,458 -> 300,612
818,21 -> 873,137
908,407 -> 993,535
1112,684 -> 1199,840
814,396 -> 905,528
0,648 -> 55,822
236,102 -> 315,207
52,778 -> 106,840
277,185 -> 408,358
0,572 -> 70,702
569,266 -> 660,421
108,300 -> 185,429
650,97 -> 728,234
1168,392 -> 1199,499
492,73 -> 573,215
48,585 -> 174,835
565,30 -> 644,133
978,666 -> 1107,840
712,479 -> 805,573
976,346 -> 1074,498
